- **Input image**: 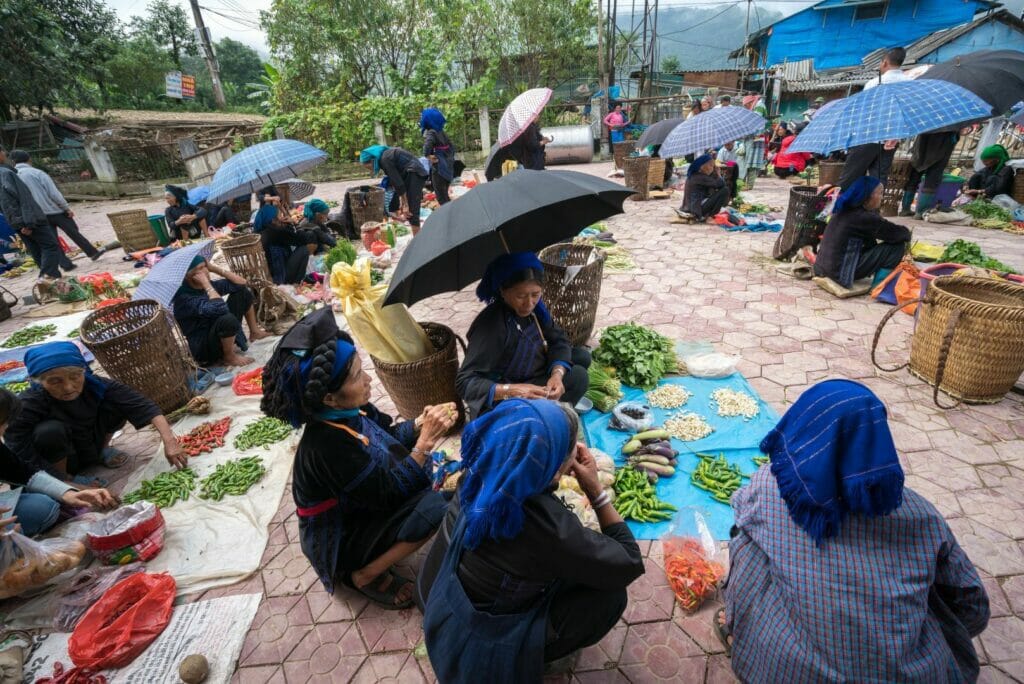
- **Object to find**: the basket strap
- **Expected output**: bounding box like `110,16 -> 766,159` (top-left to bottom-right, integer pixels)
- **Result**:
870,296 -> 927,372
0,285 -> 17,307
931,308 -> 963,410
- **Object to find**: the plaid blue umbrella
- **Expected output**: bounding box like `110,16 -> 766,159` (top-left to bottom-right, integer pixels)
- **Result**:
660,108 -> 766,159
789,80 -> 992,155
133,240 -> 215,308
208,139 -> 327,203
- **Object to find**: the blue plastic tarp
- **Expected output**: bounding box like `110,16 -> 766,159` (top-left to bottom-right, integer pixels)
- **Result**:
582,375 -> 778,541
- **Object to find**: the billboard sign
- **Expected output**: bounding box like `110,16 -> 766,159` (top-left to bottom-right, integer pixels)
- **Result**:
165,71 -> 183,99
181,74 -> 196,100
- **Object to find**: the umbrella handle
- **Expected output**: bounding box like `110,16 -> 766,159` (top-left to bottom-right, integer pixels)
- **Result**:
498,231 -> 511,253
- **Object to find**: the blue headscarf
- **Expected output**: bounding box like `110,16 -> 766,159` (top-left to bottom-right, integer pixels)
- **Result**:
359,145 -> 388,176
420,108 -> 446,133
832,176 -> 881,215
760,380 -> 904,545
303,198 -> 329,222
475,252 -> 551,324
277,337 -> 357,427
252,204 -> 278,234
459,399 -> 573,549
688,154 -> 713,178
24,341 -> 107,399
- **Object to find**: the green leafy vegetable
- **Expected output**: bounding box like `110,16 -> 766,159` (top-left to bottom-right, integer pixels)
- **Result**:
323,241 -> 357,273
961,200 -> 1013,222
593,324 -> 677,390
585,365 -> 623,412
939,239 -> 1018,274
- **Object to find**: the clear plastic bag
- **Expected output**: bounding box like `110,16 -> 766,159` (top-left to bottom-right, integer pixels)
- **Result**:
609,401 -> 654,433
0,532 -> 87,599
682,352 -> 739,378
662,511 -> 726,613
54,562 -> 146,632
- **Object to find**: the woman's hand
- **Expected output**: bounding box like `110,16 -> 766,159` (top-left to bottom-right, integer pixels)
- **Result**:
0,506 -> 18,531
415,402 -> 457,452
545,371 -> 566,400
62,488 -> 118,510
570,443 -> 602,499
164,440 -> 188,469
499,383 -> 549,401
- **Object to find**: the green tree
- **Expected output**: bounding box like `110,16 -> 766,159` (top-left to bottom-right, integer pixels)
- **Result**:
661,55 -> 681,73
104,36 -> 176,108
131,0 -> 198,70
215,38 -> 265,92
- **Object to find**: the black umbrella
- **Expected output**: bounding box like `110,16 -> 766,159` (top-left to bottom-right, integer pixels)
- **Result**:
383,170 -> 633,306
921,49 -> 1024,116
636,117 -> 686,149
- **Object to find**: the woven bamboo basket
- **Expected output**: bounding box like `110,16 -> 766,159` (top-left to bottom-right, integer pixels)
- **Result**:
370,322 -> 465,423
881,159 -> 911,216
773,186 -> 826,260
872,276 -> 1024,407
348,186 -> 386,227
107,209 -> 159,254
539,242 -> 605,347
622,157 -> 652,200
80,300 -> 193,414
221,234 -> 272,284
818,160 -> 844,187
1014,169 -> 1024,205
613,141 -> 637,169
647,158 -> 668,189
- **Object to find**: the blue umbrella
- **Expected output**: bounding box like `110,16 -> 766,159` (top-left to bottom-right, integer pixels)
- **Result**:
188,185 -> 210,205
660,108 -> 766,159
133,240 -> 215,308
208,139 -> 328,203
789,80 -> 992,155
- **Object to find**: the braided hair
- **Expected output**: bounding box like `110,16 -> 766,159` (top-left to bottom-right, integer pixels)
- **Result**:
261,331 -> 357,427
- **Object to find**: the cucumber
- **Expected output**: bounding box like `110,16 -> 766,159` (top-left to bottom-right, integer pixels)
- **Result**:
622,439 -> 642,454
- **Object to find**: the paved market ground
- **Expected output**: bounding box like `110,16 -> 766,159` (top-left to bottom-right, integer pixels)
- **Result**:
2,162 -> 1023,683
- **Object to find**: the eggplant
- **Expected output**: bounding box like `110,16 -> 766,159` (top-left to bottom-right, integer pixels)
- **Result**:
630,454 -> 671,466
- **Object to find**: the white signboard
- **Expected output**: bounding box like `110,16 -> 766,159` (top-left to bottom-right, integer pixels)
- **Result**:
165,71 -> 183,99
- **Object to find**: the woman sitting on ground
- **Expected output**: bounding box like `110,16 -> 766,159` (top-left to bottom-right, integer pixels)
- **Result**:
296,199 -> 337,251
772,130 -> 812,179
456,253 -> 590,420
5,342 -> 187,486
253,204 -> 318,285
813,176 -> 910,288
360,145 -> 429,234
965,144 -> 1014,200
0,389 -> 117,536
172,256 -> 268,368
261,308 -> 455,609
419,399 -> 645,680
679,154 -> 729,222
164,185 -> 209,240
720,379 -> 988,682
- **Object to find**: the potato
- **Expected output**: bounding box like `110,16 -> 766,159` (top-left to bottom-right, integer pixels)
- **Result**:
179,654 -> 209,684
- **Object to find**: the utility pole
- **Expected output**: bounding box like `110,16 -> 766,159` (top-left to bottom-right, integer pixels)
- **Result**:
188,0 -> 227,109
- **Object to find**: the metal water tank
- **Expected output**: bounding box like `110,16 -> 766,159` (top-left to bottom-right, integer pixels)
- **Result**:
541,125 -> 595,165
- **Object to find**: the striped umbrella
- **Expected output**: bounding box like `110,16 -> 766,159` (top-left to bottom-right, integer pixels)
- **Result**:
208,140 -> 327,203
278,178 -> 316,202
659,108 -> 766,159
498,88 -> 553,146
789,80 -> 992,155
133,240 -> 215,308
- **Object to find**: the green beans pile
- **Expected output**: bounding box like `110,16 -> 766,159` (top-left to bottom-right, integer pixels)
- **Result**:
613,466 -> 677,523
199,456 -> 266,501
691,453 -> 749,504
233,417 -> 293,451
121,468 -> 198,508
2,324 -> 57,348
3,381 -> 29,394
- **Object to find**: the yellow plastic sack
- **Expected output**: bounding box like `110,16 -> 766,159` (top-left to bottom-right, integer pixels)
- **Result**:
330,258 -> 432,363
910,240 -> 944,262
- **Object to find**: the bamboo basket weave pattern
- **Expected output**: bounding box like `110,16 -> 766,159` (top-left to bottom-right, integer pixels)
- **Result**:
221,234 -> 272,284
613,141 -> 637,169
1014,169 -> 1024,205
647,158 -> 667,189
881,159 -> 911,216
348,186 -> 386,227
370,322 -> 465,423
818,160 -> 844,187
773,186 -> 825,260
107,209 -> 159,253
539,243 -> 605,347
80,300 -> 194,414
623,157 -> 652,200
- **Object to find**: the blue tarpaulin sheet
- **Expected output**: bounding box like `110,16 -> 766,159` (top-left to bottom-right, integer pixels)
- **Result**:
582,375 -> 778,541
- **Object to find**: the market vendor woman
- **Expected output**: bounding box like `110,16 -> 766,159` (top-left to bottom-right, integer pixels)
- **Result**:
5,342 -> 188,486
164,184 -> 209,240
172,255 -> 269,367
457,253 -> 590,419
261,309 -> 455,609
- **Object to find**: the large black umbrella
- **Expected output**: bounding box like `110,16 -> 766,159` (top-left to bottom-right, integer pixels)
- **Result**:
636,117 -> 686,149
921,49 -> 1024,116
384,170 -> 633,306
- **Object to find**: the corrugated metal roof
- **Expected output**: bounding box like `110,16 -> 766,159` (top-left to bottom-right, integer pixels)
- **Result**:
780,59 -> 816,81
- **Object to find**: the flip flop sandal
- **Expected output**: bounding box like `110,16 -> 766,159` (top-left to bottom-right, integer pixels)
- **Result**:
101,447 -> 129,468
713,607 -> 733,657
354,569 -> 414,610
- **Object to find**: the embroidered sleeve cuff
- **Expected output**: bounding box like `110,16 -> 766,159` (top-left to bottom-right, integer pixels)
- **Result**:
394,420 -> 417,447
549,361 -> 571,374
26,471 -> 74,501
486,383 -> 497,408
392,456 -> 432,496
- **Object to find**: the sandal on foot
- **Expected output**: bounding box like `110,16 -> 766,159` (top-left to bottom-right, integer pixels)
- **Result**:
101,446 -> 129,468
353,569 -> 413,610
713,607 -> 733,657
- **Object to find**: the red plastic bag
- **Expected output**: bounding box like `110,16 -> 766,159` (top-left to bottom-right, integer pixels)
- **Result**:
370,240 -> 389,256
232,366 -> 264,395
69,572 -> 175,670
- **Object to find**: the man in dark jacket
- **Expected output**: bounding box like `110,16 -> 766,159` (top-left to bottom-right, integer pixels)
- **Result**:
0,145 -> 64,280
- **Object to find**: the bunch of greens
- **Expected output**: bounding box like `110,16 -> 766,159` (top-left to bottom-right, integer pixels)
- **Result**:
593,324 -> 677,390
940,239 -> 1018,274
323,241 -> 357,273
961,200 -> 1013,223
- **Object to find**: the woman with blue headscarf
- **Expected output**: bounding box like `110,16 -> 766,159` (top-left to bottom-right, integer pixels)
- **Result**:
254,203 -> 320,284
418,399 -> 644,681
360,144 -> 429,233
297,198 -> 337,251
172,255 -> 268,367
679,154 -> 729,221
5,342 -> 187,485
260,308 -> 455,609
719,380 -> 988,682
814,176 -> 910,288
456,253 -> 590,419
421,108 -> 456,206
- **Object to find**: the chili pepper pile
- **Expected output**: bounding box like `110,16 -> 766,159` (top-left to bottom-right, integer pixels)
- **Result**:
177,417 -> 232,457
121,468 -> 197,508
0,360 -> 24,374
613,466 -> 677,523
2,324 -> 57,348
234,417 -> 292,450
199,456 -> 267,501
664,538 -> 724,612
691,453 -> 748,504
752,455 -> 770,467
